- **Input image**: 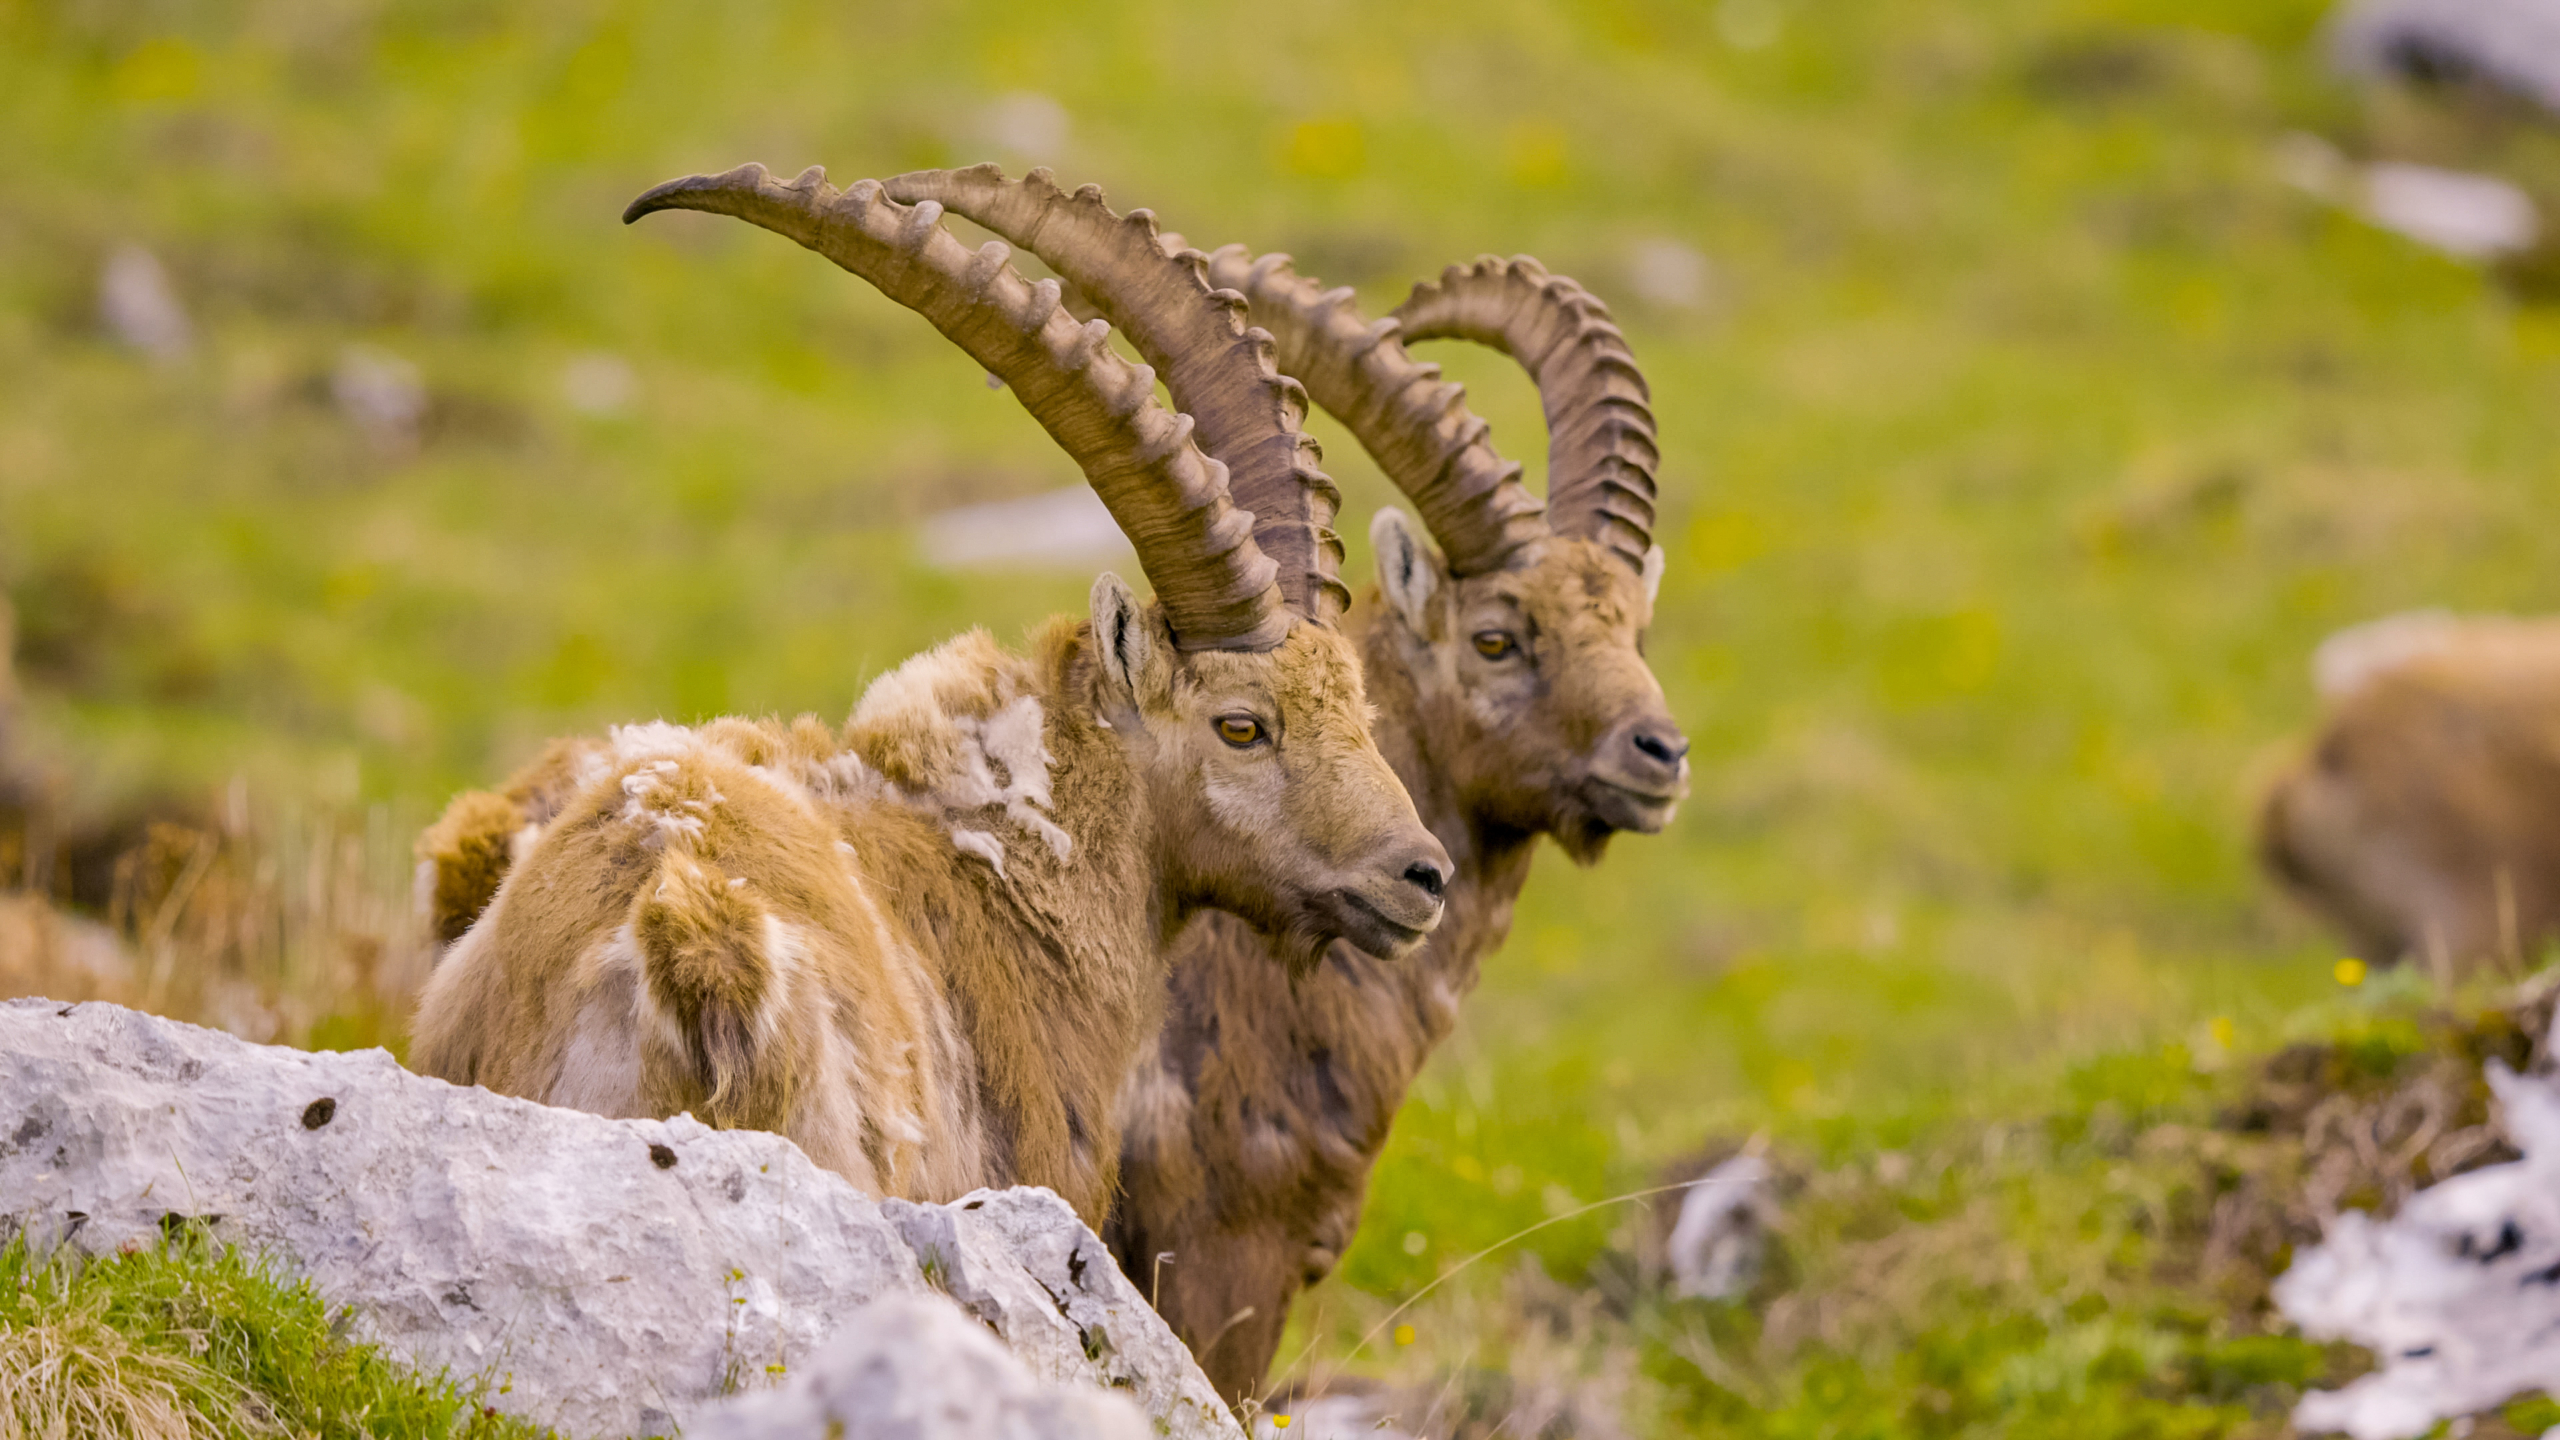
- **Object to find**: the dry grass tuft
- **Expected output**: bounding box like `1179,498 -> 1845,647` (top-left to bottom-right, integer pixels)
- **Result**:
0,1280 -> 261,1440
0,806 -> 431,1055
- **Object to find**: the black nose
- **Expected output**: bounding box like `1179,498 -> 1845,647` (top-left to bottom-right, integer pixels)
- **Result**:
1631,724 -> 1690,768
1401,860 -> 1446,899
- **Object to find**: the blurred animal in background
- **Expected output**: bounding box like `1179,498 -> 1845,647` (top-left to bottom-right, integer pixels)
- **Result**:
407,164 -> 1447,1224
2260,612 -> 2560,978
876,166 -> 1689,1399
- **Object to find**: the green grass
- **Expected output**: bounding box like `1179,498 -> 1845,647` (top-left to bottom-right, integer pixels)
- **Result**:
7,0 -> 2560,1432
1281,972 -> 2550,1437
0,1230 -> 547,1439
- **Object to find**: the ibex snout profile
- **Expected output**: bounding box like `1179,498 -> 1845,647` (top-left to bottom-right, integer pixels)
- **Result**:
1086,607 -> 1450,963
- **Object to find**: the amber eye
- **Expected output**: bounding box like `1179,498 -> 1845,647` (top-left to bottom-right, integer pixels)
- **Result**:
1216,715 -> 1265,748
1472,630 -> 1518,660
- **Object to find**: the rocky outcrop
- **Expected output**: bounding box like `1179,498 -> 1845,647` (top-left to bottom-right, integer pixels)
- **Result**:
888,1189 -> 1239,1440
2333,0 -> 2560,118
2275,1060 -> 2560,1440
0,999 -> 1240,1440
1664,1149 -> 1779,1301
688,1294 -> 1148,1440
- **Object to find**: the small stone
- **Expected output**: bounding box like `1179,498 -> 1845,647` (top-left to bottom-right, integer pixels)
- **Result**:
689,1293 -> 1147,1440
2278,1061 -> 2560,1438
2332,0 -> 2560,120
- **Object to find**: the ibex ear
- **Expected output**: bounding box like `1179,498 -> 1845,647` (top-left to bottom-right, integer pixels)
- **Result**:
1371,508 -> 1444,641
1640,545 -> 1666,606
1089,573 -> 1168,713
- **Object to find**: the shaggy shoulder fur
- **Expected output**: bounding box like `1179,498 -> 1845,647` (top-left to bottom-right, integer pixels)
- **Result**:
412,621 -> 1155,1215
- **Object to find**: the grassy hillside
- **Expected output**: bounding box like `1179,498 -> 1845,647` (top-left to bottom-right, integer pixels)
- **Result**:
7,0 -> 2560,1431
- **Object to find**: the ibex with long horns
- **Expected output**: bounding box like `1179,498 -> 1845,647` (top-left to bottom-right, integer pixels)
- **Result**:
408,164 -> 1450,1223
872,167 -> 1689,1396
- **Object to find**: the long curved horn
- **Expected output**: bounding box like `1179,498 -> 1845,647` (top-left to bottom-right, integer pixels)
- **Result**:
626,164 -> 1288,652
1198,248 -> 1547,579
1392,257 -> 1658,575
881,166 -> 1348,621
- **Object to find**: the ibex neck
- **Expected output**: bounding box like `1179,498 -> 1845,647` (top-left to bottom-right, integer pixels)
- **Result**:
1355,601 -> 1541,1003
852,620 -> 1164,1219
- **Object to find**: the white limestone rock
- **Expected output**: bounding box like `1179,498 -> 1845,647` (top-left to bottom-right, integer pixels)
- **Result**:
689,1292 -> 1150,1440
0,1000 -> 1233,1440
886,1188 -> 1245,1440
1666,1150 -> 1778,1301
2275,1060 -> 2560,1440
0,998 -> 928,1436
2333,0 -> 2560,118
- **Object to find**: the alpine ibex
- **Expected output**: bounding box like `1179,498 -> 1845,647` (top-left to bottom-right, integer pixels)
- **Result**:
2260,612 -> 2560,978
409,164 -> 1451,1224
872,166 -> 1688,1397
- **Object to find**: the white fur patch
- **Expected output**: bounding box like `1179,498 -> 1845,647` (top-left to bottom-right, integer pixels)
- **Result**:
846,642 -> 1075,866
950,827 -> 1007,876
1201,766 -> 1264,833
2314,609 -> 2462,699
562,928 -> 657,1114
615,752 -> 720,847
610,720 -> 697,763
756,914 -> 808,1048
608,923 -> 688,1060
570,744 -> 616,793
795,750 -> 887,806
939,696 -> 1074,861
411,858 -> 439,937
553,983 -> 647,1117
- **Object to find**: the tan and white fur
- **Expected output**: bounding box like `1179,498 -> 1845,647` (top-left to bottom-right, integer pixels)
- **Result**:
412,577 -> 1448,1224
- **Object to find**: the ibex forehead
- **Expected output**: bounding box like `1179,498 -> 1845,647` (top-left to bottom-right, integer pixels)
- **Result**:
1181,621 -> 1370,717
1511,538 -> 1649,631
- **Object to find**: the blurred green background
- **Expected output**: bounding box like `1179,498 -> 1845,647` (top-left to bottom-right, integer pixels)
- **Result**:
7,0 -> 2560,1430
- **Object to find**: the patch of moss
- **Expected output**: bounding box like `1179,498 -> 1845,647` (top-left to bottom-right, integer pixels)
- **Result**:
1,1231 -> 553,1439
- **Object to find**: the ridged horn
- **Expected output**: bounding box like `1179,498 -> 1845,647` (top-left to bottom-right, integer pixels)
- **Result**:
1200,247 -> 1548,579
882,165 -> 1348,622
625,164 -> 1287,652
1392,257 -> 1659,574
